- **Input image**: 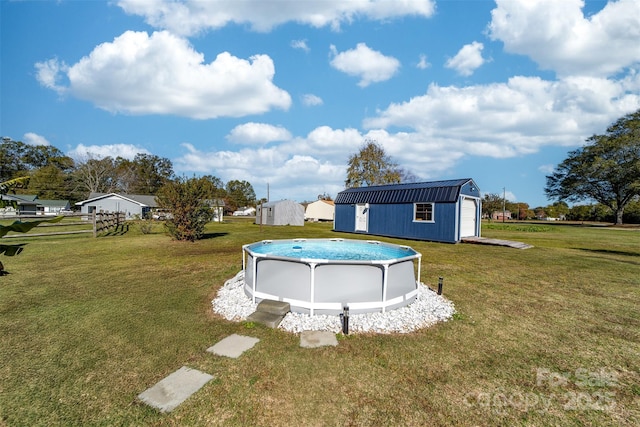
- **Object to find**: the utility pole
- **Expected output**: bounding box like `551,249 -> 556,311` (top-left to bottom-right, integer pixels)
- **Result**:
502,187 -> 506,223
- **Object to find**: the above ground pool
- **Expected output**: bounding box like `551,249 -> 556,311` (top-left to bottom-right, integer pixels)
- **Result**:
242,238 -> 422,315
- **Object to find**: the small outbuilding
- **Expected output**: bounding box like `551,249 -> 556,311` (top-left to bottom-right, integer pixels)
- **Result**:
256,200 -> 304,226
304,200 -> 335,222
203,199 -> 226,222
333,178 -> 481,243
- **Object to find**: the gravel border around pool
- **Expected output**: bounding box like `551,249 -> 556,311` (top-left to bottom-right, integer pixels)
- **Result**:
212,271 -> 456,334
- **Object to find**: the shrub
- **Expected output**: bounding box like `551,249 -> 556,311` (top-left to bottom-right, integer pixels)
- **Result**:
155,177 -> 212,241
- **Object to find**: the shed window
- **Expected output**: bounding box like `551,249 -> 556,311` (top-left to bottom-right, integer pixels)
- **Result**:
414,203 -> 434,222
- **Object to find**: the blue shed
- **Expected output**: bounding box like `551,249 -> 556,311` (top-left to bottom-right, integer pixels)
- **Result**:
333,178 -> 481,243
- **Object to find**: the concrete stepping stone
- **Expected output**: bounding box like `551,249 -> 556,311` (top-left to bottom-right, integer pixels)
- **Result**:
207,334 -> 259,358
300,330 -> 339,348
138,366 -> 214,413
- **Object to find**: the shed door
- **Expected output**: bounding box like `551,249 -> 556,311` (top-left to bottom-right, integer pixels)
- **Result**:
355,203 -> 369,232
460,198 -> 477,237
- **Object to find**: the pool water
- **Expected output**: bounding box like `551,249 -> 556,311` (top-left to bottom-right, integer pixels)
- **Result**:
248,240 -> 417,261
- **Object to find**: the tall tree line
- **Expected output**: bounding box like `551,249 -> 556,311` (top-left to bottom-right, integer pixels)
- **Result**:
0,138 -> 256,209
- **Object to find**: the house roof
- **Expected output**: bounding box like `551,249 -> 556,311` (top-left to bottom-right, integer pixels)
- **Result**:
77,193 -> 157,207
0,194 -> 39,205
334,179 -> 475,204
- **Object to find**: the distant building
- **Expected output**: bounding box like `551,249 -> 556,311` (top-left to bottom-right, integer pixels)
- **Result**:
256,200 -> 304,226
233,206 -> 256,216
491,211 -> 512,221
304,200 -> 335,222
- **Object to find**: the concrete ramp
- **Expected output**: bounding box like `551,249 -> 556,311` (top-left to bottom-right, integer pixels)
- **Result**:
462,236 -> 533,249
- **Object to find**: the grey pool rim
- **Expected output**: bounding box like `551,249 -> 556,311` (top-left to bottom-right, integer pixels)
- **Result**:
242,238 -> 422,315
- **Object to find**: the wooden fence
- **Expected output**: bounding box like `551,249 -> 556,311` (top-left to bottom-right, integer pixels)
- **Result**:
0,212 -> 126,239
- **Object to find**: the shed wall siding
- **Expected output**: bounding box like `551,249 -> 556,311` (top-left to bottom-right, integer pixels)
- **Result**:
335,202 -> 459,243
334,204 -> 356,232
257,201 -> 304,226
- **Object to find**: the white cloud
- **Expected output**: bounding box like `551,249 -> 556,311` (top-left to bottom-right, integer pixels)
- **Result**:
67,143 -> 150,160
445,42 -> 485,76
23,132 -> 50,146
226,123 -> 292,144
173,124 -> 460,202
488,0 -> 640,77
173,63 -> 639,202
301,94 -> 323,106
291,39 -> 310,52
117,0 -> 436,35
174,142 -> 346,201
364,75 -> 640,158
36,31 -> 291,119
34,58 -> 68,94
329,43 -> 400,87
417,54 -> 430,70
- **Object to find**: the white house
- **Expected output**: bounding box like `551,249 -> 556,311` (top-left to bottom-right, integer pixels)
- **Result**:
304,200 -> 335,222
75,193 -> 157,219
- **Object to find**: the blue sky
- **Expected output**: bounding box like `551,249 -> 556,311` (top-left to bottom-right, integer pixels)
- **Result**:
1,0 -> 639,207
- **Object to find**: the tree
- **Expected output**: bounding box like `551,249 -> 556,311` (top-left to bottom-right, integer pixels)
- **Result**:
510,202 -> 532,220
0,138 -> 74,182
0,138 -> 30,181
398,167 -> 419,183
27,165 -> 72,200
482,193 -> 504,219
72,156 -> 119,197
545,109 -> 640,225
545,201 -> 569,219
225,180 -> 256,211
200,175 -> 226,200
345,140 -> 401,188
23,144 -> 74,172
622,198 -> 640,224
115,154 -> 174,194
156,177 -> 213,241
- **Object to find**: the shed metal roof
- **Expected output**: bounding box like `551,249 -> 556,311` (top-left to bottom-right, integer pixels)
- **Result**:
334,178 -> 473,204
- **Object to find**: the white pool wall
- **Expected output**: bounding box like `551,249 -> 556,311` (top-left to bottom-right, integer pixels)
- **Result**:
242,238 -> 422,315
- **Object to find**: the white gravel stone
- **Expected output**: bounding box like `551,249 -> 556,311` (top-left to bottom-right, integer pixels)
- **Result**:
212,271 -> 455,334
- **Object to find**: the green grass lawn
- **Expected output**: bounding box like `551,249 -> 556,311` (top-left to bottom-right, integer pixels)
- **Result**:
1,219 -> 638,426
